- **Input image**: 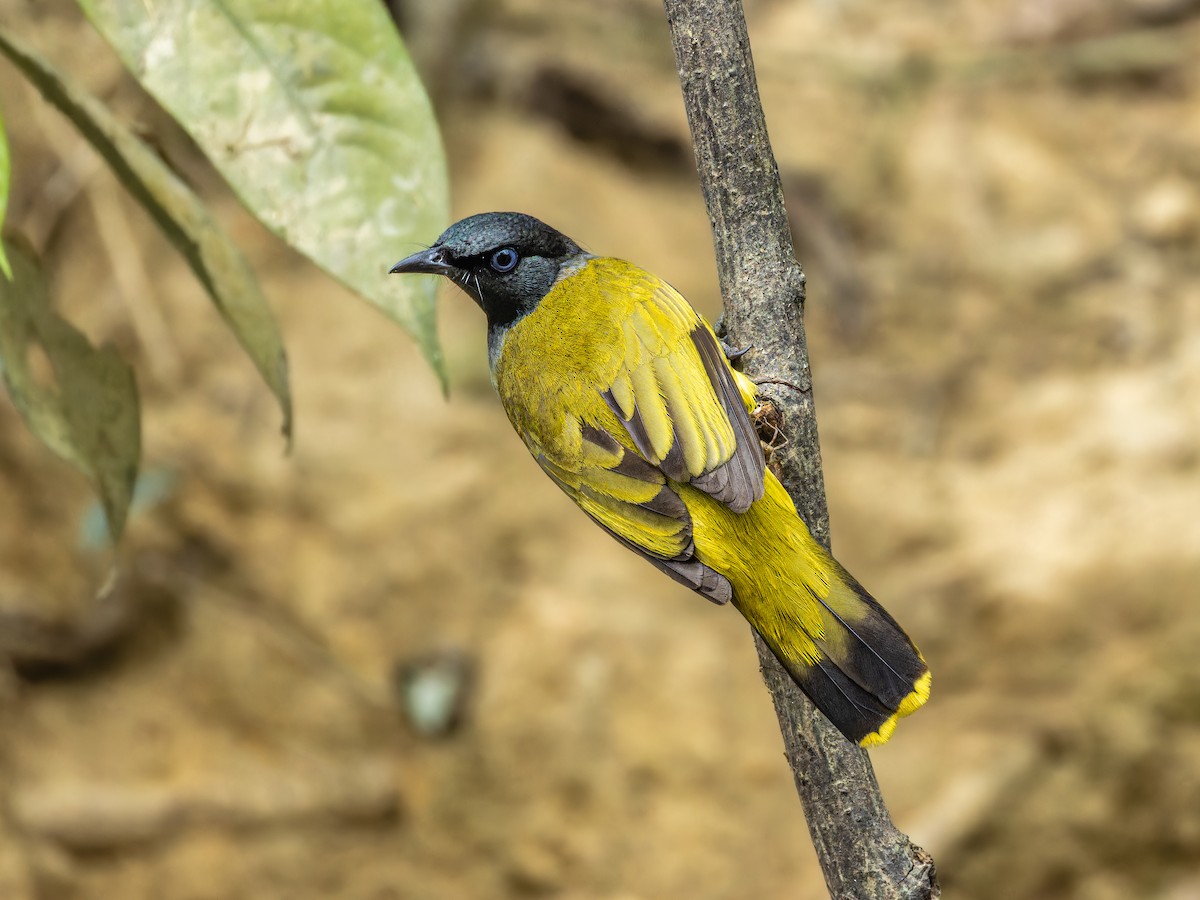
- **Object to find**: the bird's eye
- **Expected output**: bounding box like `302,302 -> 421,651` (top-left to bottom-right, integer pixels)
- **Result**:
489,247 -> 519,273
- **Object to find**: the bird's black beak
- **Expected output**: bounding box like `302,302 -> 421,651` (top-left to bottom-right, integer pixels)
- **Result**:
389,246 -> 453,276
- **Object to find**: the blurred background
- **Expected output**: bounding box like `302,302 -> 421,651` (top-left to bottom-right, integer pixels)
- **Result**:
2,0 -> 1200,897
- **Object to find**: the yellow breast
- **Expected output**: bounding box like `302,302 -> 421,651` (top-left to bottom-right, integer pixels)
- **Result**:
494,257 -> 653,463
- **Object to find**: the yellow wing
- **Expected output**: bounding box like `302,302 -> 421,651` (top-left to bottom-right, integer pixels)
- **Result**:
498,257 -> 765,604
599,276 -> 765,515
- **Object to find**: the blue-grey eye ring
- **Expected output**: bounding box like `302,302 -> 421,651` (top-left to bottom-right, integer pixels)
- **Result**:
490,247 -> 519,273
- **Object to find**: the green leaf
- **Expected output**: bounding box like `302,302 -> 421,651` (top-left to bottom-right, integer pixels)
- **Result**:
0,28 -> 293,439
0,242 -> 140,542
0,108 -> 12,280
78,0 -> 451,387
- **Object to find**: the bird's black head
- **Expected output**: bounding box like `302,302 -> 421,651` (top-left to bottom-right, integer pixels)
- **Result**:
389,212 -> 585,329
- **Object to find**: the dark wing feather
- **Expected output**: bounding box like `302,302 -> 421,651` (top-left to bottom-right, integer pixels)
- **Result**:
688,326 -> 766,513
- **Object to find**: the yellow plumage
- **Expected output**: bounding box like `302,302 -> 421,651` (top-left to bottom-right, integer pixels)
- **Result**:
494,258 -> 929,746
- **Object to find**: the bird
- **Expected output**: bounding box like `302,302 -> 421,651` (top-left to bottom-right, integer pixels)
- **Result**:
390,212 -> 930,746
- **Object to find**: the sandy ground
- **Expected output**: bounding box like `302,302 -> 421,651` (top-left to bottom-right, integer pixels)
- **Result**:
2,0 -> 1200,897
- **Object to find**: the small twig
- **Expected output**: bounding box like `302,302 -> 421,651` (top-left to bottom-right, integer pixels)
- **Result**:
754,377 -> 807,395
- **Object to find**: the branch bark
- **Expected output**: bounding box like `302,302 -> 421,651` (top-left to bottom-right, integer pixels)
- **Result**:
661,2 -> 939,897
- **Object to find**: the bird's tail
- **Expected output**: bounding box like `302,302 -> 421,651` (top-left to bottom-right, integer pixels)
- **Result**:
739,554 -> 930,747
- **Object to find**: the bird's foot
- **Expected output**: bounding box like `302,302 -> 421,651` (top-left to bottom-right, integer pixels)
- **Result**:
721,339 -> 753,362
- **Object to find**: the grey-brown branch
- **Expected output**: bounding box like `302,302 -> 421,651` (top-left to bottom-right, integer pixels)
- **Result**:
661,1 -> 939,897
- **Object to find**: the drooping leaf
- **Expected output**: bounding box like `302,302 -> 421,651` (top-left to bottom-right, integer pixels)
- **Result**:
0,242 -> 140,542
0,109 -> 11,279
0,28 -> 293,439
78,0 -> 451,386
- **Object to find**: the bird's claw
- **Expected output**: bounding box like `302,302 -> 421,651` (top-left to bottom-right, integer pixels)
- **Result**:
721,339 -> 753,362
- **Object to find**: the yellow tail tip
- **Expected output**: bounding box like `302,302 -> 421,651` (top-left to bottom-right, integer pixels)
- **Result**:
858,669 -> 932,748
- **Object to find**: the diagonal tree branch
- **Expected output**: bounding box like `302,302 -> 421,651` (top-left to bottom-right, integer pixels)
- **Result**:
661,2 -> 939,897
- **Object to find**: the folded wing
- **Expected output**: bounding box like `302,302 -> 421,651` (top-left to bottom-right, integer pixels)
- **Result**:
600,280 -> 765,514
530,268 -> 766,605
